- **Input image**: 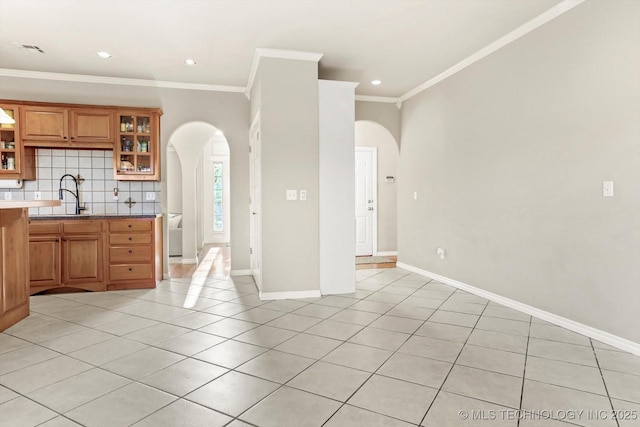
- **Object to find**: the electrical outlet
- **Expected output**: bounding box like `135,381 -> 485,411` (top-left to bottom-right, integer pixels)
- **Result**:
286,189 -> 297,201
437,247 -> 445,260
603,181 -> 614,197
145,192 -> 156,201
4,192 -> 12,201
34,191 -> 42,200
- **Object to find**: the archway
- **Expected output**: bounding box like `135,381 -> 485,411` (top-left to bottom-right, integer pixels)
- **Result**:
167,122 -> 231,276
355,120 -> 399,256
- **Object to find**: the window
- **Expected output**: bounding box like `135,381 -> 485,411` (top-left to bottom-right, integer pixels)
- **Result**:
213,162 -> 223,232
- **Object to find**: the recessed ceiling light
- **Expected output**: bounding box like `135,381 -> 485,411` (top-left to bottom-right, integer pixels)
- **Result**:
96,51 -> 112,59
371,80 -> 382,85
183,58 -> 197,66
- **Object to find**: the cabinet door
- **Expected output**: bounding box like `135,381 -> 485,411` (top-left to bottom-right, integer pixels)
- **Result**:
21,106 -> 69,141
29,236 -> 62,291
0,104 -> 22,179
70,109 -> 115,145
62,234 -> 103,285
0,208 -> 30,332
115,111 -> 160,181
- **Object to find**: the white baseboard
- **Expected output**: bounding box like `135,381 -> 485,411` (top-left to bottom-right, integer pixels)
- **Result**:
259,289 -> 322,301
376,251 -> 398,256
230,269 -> 252,276
162,273 -> 170,280
397,261 -> 640,356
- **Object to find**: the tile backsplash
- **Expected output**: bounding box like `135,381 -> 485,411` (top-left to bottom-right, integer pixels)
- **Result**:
2,149 -> 162,216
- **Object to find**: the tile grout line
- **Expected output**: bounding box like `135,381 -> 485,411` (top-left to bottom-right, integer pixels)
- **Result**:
230,269 -> 421,426
516,313 -> 532,427
590,338 -> 621,427
418,293 -> 491,426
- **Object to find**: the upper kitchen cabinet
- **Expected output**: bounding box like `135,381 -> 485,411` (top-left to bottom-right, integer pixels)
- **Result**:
115,110 -> 160,181
0,104 -> 36,180
22,105 -> 115,149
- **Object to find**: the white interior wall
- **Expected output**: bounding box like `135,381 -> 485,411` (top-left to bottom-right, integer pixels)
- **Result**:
398,0 -> 640,348
166,147 -> 182,214
319,80 -> 357,295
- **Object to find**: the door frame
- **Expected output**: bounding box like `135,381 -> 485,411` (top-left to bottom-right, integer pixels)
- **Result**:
249,111 -> 262,290
355,146 -> 378,256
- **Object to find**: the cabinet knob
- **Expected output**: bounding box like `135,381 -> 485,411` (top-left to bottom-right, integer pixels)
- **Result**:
128,249 -> 133,254
128,267 -> 133,271
128,224 -> 132,228
128,237 -> 132,241
55,239 -> 59,242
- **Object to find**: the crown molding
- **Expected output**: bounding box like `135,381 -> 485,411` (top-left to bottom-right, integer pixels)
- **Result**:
399,0 -> 586,103
0,68 -> 246,93
245,48 -> 324,98
355,95 -> 399,104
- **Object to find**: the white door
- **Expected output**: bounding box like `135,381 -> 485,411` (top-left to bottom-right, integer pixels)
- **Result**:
355,147 -> 376,256
249,113 -> 262,289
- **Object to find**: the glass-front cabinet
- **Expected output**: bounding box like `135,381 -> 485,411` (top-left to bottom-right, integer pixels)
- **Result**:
0,104 -> 35,180
115,110 -> 160,181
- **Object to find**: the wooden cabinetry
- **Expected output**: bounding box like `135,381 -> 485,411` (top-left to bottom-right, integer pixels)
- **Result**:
28,216 -> 161,294
70,109 -> 115,145
1,99 -> 162,181
0,208 -> 30,332
22,105 -> 114,148
115,111 -> 160,181
29,220 -> 105,294
29,235 -> 62,289
107,218 -> 162,290
0,104 -> 36,180
62,221 -> 103,287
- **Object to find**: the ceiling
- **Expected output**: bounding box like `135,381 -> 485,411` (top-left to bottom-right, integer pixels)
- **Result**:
0,0 -> 563,98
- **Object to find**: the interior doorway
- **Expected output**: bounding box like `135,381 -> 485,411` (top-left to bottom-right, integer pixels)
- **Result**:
249,113 -> 262,290
167,122 -> 231,276
355,146 -> 377,256
355,120 -> 399,260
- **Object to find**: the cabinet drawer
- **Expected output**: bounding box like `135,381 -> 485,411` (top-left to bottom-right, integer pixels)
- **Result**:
30,222 -> 61,235
109,233 -> 152,245
109,246 -> 152,263
63,221 -> 103,234
109,221 -> 152,232
110,264 -> 152,281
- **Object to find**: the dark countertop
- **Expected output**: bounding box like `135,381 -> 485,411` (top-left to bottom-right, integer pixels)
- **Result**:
30,214 -> 162,221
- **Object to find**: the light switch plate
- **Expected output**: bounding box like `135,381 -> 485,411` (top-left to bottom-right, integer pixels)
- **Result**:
299,190 -> 307,201
286,189 -> 297,201
603,181 -> 614,197
34,191 -> 42,200
4,192 -> 11,200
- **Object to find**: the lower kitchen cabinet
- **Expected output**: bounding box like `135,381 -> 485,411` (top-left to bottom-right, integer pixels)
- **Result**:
62,234 -> 103,287
29,220 -> 104,293
106,218 -> 162,290
29,235 -> 62,290
28,216 -> 161,294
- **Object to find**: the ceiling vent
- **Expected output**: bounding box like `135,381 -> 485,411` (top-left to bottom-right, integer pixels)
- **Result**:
12,43 -> 45,53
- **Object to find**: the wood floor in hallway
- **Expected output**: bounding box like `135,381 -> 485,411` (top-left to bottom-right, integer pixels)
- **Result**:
168,244 -> 231,278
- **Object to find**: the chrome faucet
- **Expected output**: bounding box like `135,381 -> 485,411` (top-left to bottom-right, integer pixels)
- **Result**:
58,174 -> 86,215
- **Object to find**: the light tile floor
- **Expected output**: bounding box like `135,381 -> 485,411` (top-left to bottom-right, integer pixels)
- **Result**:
1,268 -> 639,427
